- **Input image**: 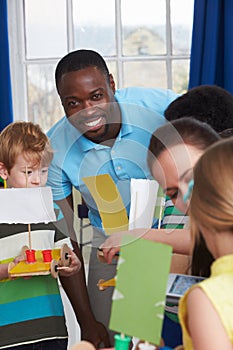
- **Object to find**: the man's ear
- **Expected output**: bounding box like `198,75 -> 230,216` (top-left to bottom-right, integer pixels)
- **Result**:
109,74 -> 116,93
0,162 -> 9,180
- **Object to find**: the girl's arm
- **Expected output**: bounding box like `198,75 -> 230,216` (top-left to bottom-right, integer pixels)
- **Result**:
101,228 -> 191,264
187,287 -> 232,350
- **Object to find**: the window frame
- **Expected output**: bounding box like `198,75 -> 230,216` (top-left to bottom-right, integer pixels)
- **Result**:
8,0 -> 192,123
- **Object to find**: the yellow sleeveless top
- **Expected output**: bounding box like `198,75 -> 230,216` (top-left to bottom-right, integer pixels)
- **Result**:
178,254 -> 233,349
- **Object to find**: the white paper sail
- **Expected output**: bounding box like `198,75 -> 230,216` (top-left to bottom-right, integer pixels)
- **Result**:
0,187 -> 56,224
129,179 -> 159,229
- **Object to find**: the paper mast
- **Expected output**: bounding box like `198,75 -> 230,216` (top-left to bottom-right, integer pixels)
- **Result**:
0,187 -> 56,224
109,235 -> 172,345
128,179 -> 159,229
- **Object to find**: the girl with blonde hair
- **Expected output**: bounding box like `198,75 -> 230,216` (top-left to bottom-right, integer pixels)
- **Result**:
179,137 -> 233,350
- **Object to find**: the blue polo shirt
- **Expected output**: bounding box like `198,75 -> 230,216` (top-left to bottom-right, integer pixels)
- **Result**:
47,87 -> 178,233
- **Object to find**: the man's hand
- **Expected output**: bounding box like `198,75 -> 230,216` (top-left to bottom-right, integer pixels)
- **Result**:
58,248 -> 81,277
81,320 -> 111,349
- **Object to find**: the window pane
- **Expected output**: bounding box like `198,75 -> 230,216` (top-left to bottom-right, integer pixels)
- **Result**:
24,0 -> 67,59
171,0 -> 194,55
121,0 -> 166,56
73,0 -> 116,56
172,59 -> 190,93
123,61 -> 167,88
106,61 -> 118,87
27,64 -> 63,131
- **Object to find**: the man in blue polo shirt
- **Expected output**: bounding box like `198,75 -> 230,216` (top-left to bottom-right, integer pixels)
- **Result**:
47,49 -> 178,347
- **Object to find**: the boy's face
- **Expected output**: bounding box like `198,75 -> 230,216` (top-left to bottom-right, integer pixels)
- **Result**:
2,154 -> 49,188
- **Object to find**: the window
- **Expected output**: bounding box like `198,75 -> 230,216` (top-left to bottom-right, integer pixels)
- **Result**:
8,0 -> 194,131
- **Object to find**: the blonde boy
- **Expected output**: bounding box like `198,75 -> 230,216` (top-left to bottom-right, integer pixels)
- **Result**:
0,121 -> 80,349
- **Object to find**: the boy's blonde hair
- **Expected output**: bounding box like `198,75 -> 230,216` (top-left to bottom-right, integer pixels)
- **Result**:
190,137 -> 233,239
0,121 -> 53,172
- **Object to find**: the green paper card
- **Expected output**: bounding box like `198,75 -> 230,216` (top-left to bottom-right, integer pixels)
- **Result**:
109,235 -> 172,344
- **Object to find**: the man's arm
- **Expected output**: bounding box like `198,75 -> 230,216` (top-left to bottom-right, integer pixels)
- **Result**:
56,195 -> 110,348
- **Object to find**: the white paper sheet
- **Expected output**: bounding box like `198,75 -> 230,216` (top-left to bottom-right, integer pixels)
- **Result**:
129,179 -> 159,229
0,187 -> 56,223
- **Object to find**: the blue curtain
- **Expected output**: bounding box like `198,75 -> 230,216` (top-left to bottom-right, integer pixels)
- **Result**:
189,0 -> 233,94
0,0 -> 13,131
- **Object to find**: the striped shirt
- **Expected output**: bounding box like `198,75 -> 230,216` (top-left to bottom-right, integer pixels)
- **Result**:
0,222 -> 69,348
161,197 -> 189,230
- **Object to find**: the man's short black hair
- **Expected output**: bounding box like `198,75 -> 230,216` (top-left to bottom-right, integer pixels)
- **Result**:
165,85 -> 233,132
55,49 -> 110,91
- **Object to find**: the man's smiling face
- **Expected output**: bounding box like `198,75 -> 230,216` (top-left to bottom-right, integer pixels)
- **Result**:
58,66 -> 121,144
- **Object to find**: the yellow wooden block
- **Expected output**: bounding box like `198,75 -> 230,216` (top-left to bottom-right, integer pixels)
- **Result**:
82,174 -> 129,234
9,260 -> 51,275
8,248 -> 61,277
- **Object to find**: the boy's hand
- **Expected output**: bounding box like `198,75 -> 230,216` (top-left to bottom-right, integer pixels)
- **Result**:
13,254 -> 25,264
58,248 -> 81,277
7,255 -> 26,280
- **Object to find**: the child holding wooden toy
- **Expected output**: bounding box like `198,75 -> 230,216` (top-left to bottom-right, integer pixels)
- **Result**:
179,136 -> 233,350
0,121 -> 81,349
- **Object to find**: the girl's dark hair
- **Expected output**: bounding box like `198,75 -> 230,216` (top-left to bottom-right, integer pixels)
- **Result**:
147,117 -> 220,172
55,49 -> 110,92
191,235 -> 214,277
